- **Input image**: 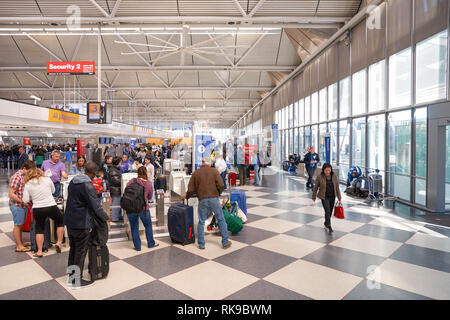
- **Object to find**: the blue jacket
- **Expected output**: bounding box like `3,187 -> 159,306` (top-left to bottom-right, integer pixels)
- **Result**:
64,174 -> 109,232
304,152 -> 320,168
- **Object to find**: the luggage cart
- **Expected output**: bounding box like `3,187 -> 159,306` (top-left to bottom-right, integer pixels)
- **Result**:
365,169 -> 397,206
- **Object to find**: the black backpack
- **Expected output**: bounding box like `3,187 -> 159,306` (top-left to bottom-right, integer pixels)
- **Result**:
120,178 -> 145,213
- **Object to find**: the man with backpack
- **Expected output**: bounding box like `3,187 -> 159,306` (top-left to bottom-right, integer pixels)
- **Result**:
64,161 -> 109,289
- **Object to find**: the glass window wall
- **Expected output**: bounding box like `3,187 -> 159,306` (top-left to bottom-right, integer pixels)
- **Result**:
311,92 -> 319,124
415,108 -> 427,206
311,125 -> 318,153
305,96 -> 311,125
294,127 -> 299,155
299,99 -> 304,125
305,126 -> 311,151
319,88 -> 327,122
416,30 -> 448,104
388,110 -> 411,201
294,102 -> 298,127
329,122 -> 338,165
319,124 -> 327,163
328,83 -> 338,120
352,117 -> 366,169
389,48 -> 412,109
352,69 -> 367,115
339,120 -> 351,182
299,127 -> 304,156
339,77 -> 350,118
289,104 -> 293,128
369,60 -> 386,112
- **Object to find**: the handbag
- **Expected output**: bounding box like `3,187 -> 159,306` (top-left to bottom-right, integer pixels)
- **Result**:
334,201 -> 344,219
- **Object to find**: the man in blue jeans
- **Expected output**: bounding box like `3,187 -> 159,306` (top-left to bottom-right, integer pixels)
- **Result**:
183,157 -> 231,250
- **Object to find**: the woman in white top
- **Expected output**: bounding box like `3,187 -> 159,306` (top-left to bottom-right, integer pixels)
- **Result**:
23,167 -> 64,258
215,154 -> 228,190
144,156 -> 155,201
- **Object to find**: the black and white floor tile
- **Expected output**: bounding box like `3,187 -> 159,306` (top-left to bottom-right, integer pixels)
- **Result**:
0,168 -> 449,300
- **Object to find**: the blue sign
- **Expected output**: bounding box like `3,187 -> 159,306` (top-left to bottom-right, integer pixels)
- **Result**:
272,124 -> 278,143
130,139 -> 136,150
195,135 -> 213,170
324,134 -> 331,164
164,139 -> 168,147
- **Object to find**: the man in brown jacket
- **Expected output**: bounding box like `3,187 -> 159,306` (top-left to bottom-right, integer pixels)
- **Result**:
183,157 -> 231,250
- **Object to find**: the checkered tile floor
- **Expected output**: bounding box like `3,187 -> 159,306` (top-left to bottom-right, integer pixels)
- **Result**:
0,169 -> 450,300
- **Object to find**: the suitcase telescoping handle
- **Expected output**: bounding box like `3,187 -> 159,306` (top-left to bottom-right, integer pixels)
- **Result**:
183,193 -> 197,206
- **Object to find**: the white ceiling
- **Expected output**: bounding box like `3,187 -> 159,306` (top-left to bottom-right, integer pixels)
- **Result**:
0,0 -> 364,127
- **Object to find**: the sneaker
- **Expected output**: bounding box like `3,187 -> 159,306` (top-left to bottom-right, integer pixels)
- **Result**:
199,246 -> 205,250
222,241 -> 232,249
68,278 -> 95,290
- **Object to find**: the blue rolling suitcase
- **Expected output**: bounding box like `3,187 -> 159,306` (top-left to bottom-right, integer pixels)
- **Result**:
230,190 -> 247,216
168,202 -> 195,245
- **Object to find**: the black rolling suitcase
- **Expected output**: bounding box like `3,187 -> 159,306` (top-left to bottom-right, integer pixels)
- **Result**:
88,244 -> 109,280
30,217 -> 51,252
88,214 -> 110,281
168,202 -> 195,245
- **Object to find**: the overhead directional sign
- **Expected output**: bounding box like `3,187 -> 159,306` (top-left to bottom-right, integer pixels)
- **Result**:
47,61 -> 95,75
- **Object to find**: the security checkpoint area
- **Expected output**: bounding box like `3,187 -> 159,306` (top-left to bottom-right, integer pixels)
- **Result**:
0,0 -> 449,310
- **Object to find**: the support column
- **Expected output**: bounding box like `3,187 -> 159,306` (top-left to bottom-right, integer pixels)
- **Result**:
98,32 -> 102,102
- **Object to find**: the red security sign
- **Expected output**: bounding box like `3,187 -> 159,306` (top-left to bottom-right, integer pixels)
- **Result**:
47,61 -> 95,75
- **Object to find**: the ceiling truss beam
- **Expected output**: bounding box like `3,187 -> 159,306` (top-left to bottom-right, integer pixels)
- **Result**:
0,87 -> 271,92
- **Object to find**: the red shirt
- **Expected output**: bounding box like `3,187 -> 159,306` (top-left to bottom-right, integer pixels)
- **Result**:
92,178 -> 104,195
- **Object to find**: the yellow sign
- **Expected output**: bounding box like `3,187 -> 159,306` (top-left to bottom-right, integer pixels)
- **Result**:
88,102 -> 101,120
133,126 -> 137,132
48,109 -> 79,125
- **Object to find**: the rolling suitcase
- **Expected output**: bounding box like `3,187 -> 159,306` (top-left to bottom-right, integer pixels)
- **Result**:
30,217 -> 51,252
168,202 -> 195,245
88,244 -> 109,281
230,190 -> 247,216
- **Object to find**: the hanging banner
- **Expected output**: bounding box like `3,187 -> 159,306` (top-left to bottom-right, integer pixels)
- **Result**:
272,124 -> 278,143
77,140 -> 85,158
324,133 -> 331,164
48,109 -> 79,125
47,61 -> 95,75
243,145 -> 258,165
23,138 -> 31,146
130,139 -> 136,151
195,135 -> 213,170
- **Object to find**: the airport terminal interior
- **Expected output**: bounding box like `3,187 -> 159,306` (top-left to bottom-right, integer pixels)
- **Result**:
0,0 -> 449,301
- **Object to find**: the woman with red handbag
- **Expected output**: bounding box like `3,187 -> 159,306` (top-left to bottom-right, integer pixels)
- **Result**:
312,163 -> 342,234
